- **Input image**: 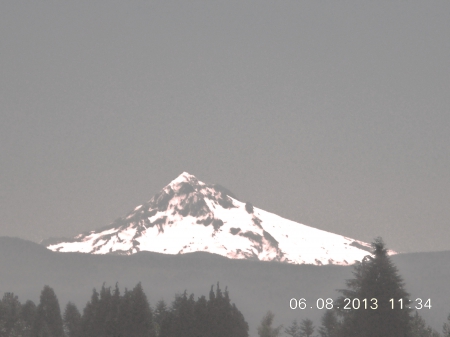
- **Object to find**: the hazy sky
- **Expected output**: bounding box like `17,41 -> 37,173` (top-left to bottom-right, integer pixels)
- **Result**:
1,1 -> 449,253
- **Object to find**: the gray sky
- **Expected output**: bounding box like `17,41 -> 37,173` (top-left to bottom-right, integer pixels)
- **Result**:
1,1 -> 449,253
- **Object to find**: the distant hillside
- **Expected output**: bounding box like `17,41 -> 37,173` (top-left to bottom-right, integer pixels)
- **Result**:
1,237 -> 449,335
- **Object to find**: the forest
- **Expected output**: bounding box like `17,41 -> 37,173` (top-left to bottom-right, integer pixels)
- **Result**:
1,239 -> 449,337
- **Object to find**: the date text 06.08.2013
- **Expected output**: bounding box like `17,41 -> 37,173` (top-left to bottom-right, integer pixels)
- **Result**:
289,298 -> 432,310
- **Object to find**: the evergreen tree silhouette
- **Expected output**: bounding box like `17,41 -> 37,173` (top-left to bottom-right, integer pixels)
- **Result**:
22,300 -> 37,337
284,319 -> 301,337
108,283 -> 121,337
335,237 -> 412,337
410,311 -> 440,337
118,288 -> 133,337
194,296 -> 209,337
158,309 -> 175,337
229,303 -> 249,337
170,291 -> 196,337
1,282 -> 249,337
80,288 -> 100,337
209,283 -> 230,337
443,313 -> 450,337
0,292 -> 27,337
79,282 -> 155,337
128,282 -> 156,337
158,284 -> 248,337
207,284 -> 248,337
63,302 -> 81,337
97,283 -> 113,337
318,310 -> 338,337
257,311 -> 282,337
154,300 -> 169,337
207,285 -> 218,336
299,318 -> 315,337
34,286 -> 64,337
209,285 -> 215,302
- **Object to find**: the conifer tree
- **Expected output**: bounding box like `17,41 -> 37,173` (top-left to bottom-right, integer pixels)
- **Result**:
209,285 -> 215,302
193,296 -> 209,337
97,283 -> 113,337
410,311 -> 440,337
158,309 -> 175,337
411,311 -> 428,336
80,288 -> 100,337
0,293 -> 27,337
158,284 -> 248,337
318,310 -> 338,337
108,283 -> 121,337
443,313 -> 450,337
154,300 -> 169,337
257,311 -> 282,337
208,283 -> 232,337
63,302 -> 81,337
96,283 -> 123,337
207,285 -> 220,337
128,282 -> 156,337
335,237 -> 412,337
80,282 -> 155,337
226,287 -> 245,337
118,288 -> 133,336
229,303 -> 249,337
299,318 -> 315,337
207,283 -> 226,337
34,286 -> 64,337
285,319 -> 301,337
170,291 -> 196,337
22,300 -> 36,337
209,284 -> 248,337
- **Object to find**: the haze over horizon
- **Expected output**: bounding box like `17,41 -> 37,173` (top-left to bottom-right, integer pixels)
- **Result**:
1,1 -> 449,253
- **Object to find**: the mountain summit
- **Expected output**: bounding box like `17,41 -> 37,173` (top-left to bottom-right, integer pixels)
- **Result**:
45,172 -> 378,265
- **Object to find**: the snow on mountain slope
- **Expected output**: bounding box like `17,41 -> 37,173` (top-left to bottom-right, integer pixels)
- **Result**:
45,172 -> 385,265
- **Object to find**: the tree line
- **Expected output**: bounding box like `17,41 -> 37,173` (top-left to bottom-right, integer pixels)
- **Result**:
256,238 -> 450,337
0,282 -> 248,337
2,237 -> 450,337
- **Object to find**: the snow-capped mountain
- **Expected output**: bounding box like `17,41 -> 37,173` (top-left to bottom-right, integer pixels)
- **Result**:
45,172 -> 382,265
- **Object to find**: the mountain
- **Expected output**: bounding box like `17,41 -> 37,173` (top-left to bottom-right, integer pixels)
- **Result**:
44,172 -> 380,265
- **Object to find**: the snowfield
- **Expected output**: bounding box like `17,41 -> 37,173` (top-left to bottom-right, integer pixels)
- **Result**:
47,172 -> 391,265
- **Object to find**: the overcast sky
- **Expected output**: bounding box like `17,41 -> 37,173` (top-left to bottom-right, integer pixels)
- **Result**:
1,1 -> 449,253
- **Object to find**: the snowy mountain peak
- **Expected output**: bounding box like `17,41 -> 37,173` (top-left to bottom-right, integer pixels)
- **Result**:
45,173 -> 385,265
168,171 -> 198,188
